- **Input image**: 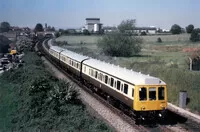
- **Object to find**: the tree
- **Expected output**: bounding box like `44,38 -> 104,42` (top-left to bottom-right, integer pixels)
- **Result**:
118,19 -> 136,33
0,35 -> 11,53
46,26 -> 55,31
190,28 -> 200,42
83,29 -> 90,35
170,24 -> 181,34
97,33 -> 142,57
34,23 -> 44,32
186,24 -> 194,33
140,31 -> 147,36
55,32 -> 60,38
0,22 -> 10,32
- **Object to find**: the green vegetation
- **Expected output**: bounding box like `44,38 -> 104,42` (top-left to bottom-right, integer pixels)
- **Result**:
190,28 -> 200,42
170,24 -> 182,34
55,34 -> 200,113
97,33 -> 142,57
0,35 -> 11,53
186,24 -> 194,33
0,22 -> 10,33
0,51 -> 112,131
118,19 -> 136,33
34,23 -> 44,32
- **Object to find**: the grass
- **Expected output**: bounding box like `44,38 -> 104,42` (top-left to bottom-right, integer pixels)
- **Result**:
55,34 -> 200,113
0,51 -> 113,132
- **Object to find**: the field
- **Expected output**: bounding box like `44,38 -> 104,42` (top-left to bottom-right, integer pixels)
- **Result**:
55,34 -> 200,113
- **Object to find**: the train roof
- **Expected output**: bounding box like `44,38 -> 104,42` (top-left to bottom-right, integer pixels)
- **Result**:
50,46 -> 166,85
50,46 -> 63,53
61,49 -> 88,62
84,58 -> 166,85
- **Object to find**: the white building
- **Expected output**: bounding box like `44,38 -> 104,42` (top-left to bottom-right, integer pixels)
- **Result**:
85,18 -> 103,33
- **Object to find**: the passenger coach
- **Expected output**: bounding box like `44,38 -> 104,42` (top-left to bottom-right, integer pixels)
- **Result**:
48,46 -> 167,120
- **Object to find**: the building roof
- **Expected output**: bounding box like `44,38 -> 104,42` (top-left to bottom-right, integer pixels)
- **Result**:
134,27 -> 157,30
86,23 -> 103,25
51,46 -> 166,85
86,18 -> 100,20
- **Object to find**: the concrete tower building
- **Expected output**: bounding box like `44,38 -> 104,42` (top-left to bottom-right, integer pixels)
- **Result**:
85,18 -> 102,33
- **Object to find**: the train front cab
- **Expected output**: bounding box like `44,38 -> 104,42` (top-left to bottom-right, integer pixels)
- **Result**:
134,85 -> 167,120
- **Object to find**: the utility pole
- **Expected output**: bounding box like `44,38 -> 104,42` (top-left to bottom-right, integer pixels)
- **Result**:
188,57 -> 192,71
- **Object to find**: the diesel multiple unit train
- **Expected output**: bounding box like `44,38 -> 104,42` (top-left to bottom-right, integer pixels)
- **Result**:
43,40 -> 167,120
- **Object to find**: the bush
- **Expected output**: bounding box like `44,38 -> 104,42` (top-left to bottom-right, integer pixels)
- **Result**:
186,24 -> 194,33
55,32 -> 60,38
170,24 -> 181,34
0,52 -> 112,131
140,31 -> 147,36
83,29 -> 90,35
190,28 -> 200,42
157,37 -> 162,43
97,33 -> 142,57
0,35 -> 11,53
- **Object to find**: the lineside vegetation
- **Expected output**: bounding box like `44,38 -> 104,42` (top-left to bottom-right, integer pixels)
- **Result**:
0,51 -> 112,131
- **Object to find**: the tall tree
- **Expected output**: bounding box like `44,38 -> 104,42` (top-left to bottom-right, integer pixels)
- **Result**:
170,24 -> 181,34
118,19 -> 136,33
186,24 -> 194,33
34,23 -> 44,32
0,22 -> 10,32
0,35 -> 11,53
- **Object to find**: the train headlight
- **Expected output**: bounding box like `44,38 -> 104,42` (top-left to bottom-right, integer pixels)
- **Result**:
141,106 -> 145,110
160,104 -> 165,110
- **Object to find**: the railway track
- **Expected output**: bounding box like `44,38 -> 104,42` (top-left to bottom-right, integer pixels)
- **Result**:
36,39 -> 200,132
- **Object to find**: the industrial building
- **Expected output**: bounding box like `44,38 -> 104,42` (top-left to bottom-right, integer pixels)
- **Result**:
84,18 -> 103,33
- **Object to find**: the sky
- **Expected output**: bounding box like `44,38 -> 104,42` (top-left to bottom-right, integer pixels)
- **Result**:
0,0 -> 200,29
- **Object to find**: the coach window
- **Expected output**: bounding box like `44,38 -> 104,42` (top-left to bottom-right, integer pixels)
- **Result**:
76,63 -> 78,68
139,87 -> 147,101
124,84 -> 128,94
89,69 -> 91,75
105,75 -> 108,84
158,87 -> 165,100
117,81 -> 121,90
114,81 -> 116,88
121,84 -> 124,92
132,88 -> 134,97
84,66 -> 86,72
149,87 -> 156,100
99,73 -> 102,81
91,70 -> 94,77
95,71 -> 98,78
110,78 -> 114,87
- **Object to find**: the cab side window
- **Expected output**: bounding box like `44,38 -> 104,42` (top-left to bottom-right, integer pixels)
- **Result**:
158,87 -> 165,100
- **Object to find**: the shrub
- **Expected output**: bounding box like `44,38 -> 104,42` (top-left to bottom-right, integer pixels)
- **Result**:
97,33 -> 142,57
190,28 -> 200,42
186,24 -> 194,33
55,32 -> 60,38
140,31 -> 147,36
157,37 -> 162,43
170,24 -> 181,34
